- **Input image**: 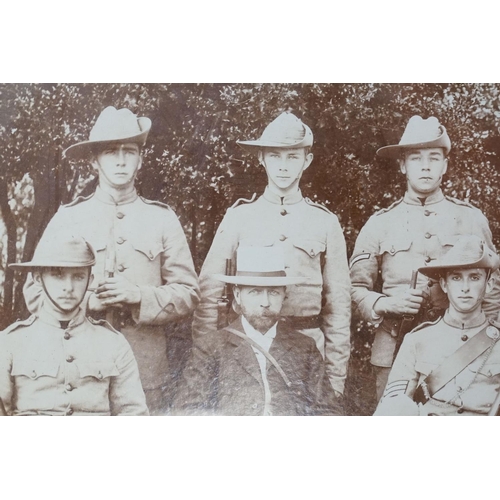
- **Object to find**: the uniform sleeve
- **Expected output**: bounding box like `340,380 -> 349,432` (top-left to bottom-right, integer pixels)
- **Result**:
133,211 -> 200,325
172,333 -> 219,415
471,209 -> 500,319
0,333 -> 14,416
109,337 -> 149,416
192,209 -> 239,338
322,214 -> 352,394
350,216 -> 385,322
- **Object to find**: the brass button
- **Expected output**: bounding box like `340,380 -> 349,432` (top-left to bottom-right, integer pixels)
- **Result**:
32,370 -> 37,377
279,235 -> 287,242
428,280 -> 434,288
97,371 -> 103,380
424,210 -> 431,216
461,335 -> 468,342
425,233 -> 431,239
65,384 -> 74,392
116,212 -> 124,219
67,408 -> 74,416
117,264 -> 125,272
64,332 -> 71,340
424,256 -> 431,263
117,237 -> 125,245
280,209 -> 288,216
457,408 -> 464,414
66,356 -> 74,363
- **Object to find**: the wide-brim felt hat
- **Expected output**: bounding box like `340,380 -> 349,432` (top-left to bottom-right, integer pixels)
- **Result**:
213,246 -> 307,286
237,111 -> 313,152
376,115 -> 451,159
63,106 -> 151,160
10,235 -> 96,270
418,235 -> 500,281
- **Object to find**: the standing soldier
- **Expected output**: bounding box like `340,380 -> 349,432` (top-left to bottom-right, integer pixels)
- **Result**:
23,106 -> 200,414
350,115 -> 500,401
192,112 -> 351,400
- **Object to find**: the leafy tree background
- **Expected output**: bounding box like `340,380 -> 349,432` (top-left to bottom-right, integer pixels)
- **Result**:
2,83 -> 500,414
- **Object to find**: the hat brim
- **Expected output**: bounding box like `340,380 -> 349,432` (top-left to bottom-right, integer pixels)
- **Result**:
236,139 -> 311,153
63,117 -> 151,160
9,260 -> 95,271
213,274 -> 307,286
376,136 -> 451,159
419,257 -> 499,281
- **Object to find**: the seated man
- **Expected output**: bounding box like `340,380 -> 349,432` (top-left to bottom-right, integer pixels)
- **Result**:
375,235 -> 500,416
0,234 -> 148,416
175,246 -> 341,416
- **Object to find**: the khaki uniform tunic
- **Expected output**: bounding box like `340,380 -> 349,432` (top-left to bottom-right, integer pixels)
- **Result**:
350,189 -> 500,367
23,187 -> 200,413
192,187 -> 351,394
0,307 -> 148,416
378,312 -> 500,416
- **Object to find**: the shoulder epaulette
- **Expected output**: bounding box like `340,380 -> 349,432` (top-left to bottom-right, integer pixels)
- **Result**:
374,197 -> 404,216
88,316 -> 120,334
62,192 -> 94,208
230,193 -> 257,209
304,197 -> 334,215
445,195 -> 475,209
3,315 -> 37,334
139,197 -> 172,210
408,317 -> 441,335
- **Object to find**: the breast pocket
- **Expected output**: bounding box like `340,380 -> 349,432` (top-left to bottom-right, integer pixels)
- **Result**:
11,358 -> 59,380
77,361 -> 120,381
380,237 -> 412,257
130,237 -> 164,262
293,239 -> 326,259
474,363 -> 500,379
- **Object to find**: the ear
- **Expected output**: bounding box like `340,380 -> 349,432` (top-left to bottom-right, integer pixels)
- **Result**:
33,271 -> 42,284
399,158 -> 407,175
486,274 -> 494,294
137,155 -> 143,172
233,285 -> 241,306
90,157 -> 99,172
257,150 -> 264,166
442,158 -> 448,177
303,152 -> 314,172
439,276 -> 448,294
88,274 -> 95,289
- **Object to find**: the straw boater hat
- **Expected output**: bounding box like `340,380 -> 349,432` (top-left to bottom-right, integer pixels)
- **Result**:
214,246 -> 307,286
10,235 -> 96,271
418,235 -> 499,281
236,111 -> 313,153
376,115 -> 451,159
63,106 -> 152,160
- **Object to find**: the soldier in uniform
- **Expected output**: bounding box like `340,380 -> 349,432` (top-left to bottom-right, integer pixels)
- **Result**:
175,246 -> 341,416
23,106 -> 200,414
192,112 -> 351,399
350,115 -> 500,401
1,234 -> 148,416
375,235 -> 500,416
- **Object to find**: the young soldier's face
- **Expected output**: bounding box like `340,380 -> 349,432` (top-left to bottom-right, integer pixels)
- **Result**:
92,142 -> 142,190
399,148 -> 447,196
259,148 -> 313,194
440,268 -> 491,315
35,267 -> 92,314
234,285 -> 286,333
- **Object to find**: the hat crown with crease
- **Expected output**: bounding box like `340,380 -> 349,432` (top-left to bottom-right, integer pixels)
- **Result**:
10,235 -> 96,270
237,112 -> 313,152
213,246 -> 307,286
418,235 -> 499,280
376,115 -> 451,159
63,106 -> 151,160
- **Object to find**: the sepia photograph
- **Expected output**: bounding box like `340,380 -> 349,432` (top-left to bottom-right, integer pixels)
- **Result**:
1,83 -> 500,418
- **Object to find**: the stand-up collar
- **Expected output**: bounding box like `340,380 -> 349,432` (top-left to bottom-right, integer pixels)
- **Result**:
443,310 -> 487,330
262,186 -> 303,205
94,186 -> 139,205
404,189 -> 444,206
37,304 -> 86,329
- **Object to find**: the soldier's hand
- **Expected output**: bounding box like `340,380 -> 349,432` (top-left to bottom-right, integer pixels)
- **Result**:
373,289 -> 425,317
95,276 -> 142,306
87,292 -> 124,312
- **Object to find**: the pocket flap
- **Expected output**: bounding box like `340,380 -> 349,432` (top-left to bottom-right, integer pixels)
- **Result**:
78,361 -> 120,379
437,234 -> 460,247
476,363 -> 500,377
130,239 -> 164,261
293,239 -> 326,258
11,358 -> 59,379
239,238 -> 275,247
380,238 -> 412,256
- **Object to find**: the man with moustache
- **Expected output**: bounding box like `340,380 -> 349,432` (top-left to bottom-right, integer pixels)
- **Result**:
350,115 -> 500,401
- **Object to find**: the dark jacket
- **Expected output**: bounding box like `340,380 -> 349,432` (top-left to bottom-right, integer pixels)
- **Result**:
175,318 -> 341,416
